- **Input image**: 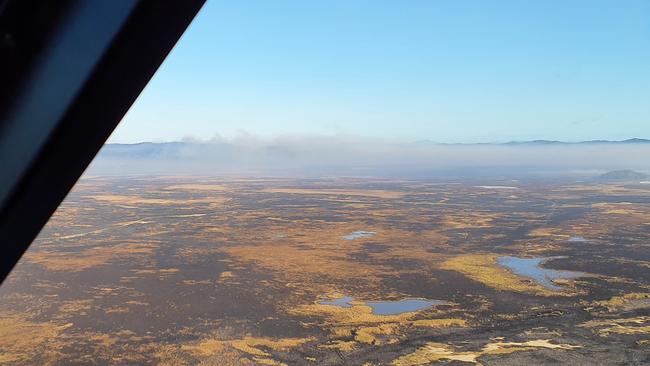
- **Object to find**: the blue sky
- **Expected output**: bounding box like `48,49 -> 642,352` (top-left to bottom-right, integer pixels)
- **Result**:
109,0 -> 650,143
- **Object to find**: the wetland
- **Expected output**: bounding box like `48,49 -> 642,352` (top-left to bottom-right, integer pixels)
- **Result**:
1,177 -> 650,365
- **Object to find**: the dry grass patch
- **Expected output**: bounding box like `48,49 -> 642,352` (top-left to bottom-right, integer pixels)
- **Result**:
579,316 -> 650,336
319,340 -> 357,352
594,293 -> 650,312
88,194 -> 226,207
261,188 -> 406,199
440,254 -> 561,296
442,213 -> 497,229
165,184 -> 230,191
181,336 -> 313,365
290,302 -> 415,326
0,312 -> 72,364
49,219 -> 150,240
291,300 -> 466,346
56,299 -> 94,318
391,339 -> 580,366
410,318 -> 467,328
224,243 -> 389,285
355,324 -> 400,344
592,202 -> 645,216
24,242 -> 156,271
527,228 -> 567,238
222,223 -> 448,287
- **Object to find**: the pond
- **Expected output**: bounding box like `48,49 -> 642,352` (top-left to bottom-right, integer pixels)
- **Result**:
365,299 -> 443,315
473,185 -> 519,190
319,296 -> 441,315
568,236 -> 587,242
497,256 -> 586,291
343,231 -> 376,240
319,296 -> 354,308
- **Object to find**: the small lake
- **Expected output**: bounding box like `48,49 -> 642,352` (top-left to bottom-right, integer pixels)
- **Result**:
473,185 -> 519,190
343,231 -> 376,240
366,299 -> 443,315
568,236 -> 587,242
319,296 -> 441,315
319,296 -> 354,308
497,256 -> 586,291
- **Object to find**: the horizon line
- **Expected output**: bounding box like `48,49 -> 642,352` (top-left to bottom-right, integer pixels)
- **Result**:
105,137 -> 650,146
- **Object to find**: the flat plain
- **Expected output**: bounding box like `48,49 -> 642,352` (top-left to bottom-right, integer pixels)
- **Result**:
1,177 -> 650,365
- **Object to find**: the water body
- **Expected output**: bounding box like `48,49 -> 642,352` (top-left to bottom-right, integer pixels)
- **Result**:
319,296 -> 354,308
497,256 -> 586,291
343,231 -> 376,240
365,299 -> 442,315
568,236 -> 587,242
319,296 -> 440,315
473,185 -> 519,190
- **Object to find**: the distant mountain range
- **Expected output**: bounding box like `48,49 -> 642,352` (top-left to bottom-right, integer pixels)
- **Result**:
596,169 -> 649,182
91,138 -> 650,178
98,138 -> 650,161
106,138 -> 650,152
414,138 -> 650,146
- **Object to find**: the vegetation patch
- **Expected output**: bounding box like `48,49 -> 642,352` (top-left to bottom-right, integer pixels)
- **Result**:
579,316 -> 650,336
593,293 -> 650,312
391,339 -> 580,366
440,254 -> 562,295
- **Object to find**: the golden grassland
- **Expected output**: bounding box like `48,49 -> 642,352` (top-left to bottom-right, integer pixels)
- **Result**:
221,223 -> 399,286
391,339 -> 581,366
40,218 -> 151,241
441,212 -> 498,229
319,339 -> 357,352
440,254 -> 563,296
224,243 -> 390,288
579,316 -> 650,336
181,336 -> 314,365
89,195 -> 186,205
54,299 -> 94,318
292,302 -> 412,325
260,188 -> 406,199
525,220 -> 611,243
221,221 -> 452,293
593,293 -> 650,312
24,242 -> 157,271
290,301 -> 459,327
288,298 -> 467,348
591,202 -> 650,219
133,268 -> 180,276
527,228 -> 569,238
0,319 -> 235,365
88,194 -> 227,208
164,184 -> 231,191
0,299 -> 309,366
5,179 -> 650,364
0,312 -> 72,364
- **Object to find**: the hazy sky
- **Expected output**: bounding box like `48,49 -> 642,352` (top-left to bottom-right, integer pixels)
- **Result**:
109,0 -> 650,144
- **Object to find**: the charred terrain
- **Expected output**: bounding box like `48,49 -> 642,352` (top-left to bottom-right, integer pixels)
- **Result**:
1,176 -> 650,365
